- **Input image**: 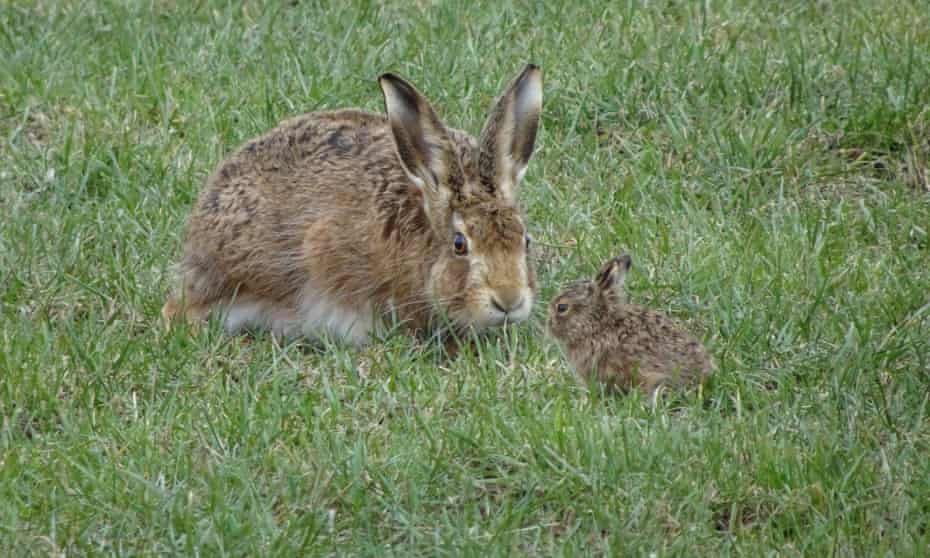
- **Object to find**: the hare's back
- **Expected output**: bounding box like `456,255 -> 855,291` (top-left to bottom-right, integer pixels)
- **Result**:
187,110 -> 406,249
212,109 -> 404,204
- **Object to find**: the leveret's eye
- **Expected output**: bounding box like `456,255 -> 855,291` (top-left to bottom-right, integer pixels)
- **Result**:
453,232 -> 468,255
556,303 -> 569,314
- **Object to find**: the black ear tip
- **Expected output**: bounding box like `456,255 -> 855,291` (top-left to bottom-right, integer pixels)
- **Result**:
520,64 -> 541,79
378,73 -> 399,85
379,73 -> 416,91
379,73 -> 422,108
619,254 -> 632,270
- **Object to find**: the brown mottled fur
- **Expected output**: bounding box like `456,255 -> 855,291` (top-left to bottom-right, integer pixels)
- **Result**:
164,66 -> 543,345
547,255 -> 714,396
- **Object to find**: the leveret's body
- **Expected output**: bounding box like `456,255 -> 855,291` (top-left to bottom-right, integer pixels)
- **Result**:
548,255 -> 713,395
558,301 -> 713,394
164,67 -> 543,345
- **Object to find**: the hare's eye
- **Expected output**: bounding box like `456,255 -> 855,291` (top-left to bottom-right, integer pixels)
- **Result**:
453,232 -> 468,255
556,303 -> 569,314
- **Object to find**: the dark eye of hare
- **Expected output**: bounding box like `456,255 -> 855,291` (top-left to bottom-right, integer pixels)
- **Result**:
453,232 -> 468,255
556,303 -> 569,314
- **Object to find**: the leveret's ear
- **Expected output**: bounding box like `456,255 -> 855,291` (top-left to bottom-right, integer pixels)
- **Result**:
477,64 -> 543,203
379,73 -> 464,214
595,254 -> 632,301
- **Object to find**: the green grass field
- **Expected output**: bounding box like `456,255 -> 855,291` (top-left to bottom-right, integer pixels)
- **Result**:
3,0 -> 930,555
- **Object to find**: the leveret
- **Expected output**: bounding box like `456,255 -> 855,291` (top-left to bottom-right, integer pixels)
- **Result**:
547,255 -> 714,397
163,66 -> 543,346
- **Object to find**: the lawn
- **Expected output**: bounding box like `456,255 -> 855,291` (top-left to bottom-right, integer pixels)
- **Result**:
2,0 -> 929,555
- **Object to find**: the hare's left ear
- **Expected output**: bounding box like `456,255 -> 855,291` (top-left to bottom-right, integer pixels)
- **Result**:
595,255 -> 632,301
477,64 -> 542,203
379,73 -> 464,229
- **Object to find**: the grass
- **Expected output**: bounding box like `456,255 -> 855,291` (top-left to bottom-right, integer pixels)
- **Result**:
2,0 -> 929,555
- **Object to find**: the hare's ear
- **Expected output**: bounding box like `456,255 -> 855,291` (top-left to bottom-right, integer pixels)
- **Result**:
478,64 -> 542,203
595,255 -> 632,302
379,73 -> 464,213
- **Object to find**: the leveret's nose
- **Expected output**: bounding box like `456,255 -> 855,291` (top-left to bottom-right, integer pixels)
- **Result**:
491,287 -> 525,314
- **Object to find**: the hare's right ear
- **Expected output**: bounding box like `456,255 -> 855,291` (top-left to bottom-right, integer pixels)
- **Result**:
478,64 -> 542,203
379,74 -> 464,216
595,255 -> 632,302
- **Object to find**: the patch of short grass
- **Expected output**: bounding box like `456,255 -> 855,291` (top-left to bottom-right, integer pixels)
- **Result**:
2,0 -> 929,555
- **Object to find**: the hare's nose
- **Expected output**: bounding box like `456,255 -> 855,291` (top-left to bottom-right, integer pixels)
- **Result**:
492,288 -> 524,314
